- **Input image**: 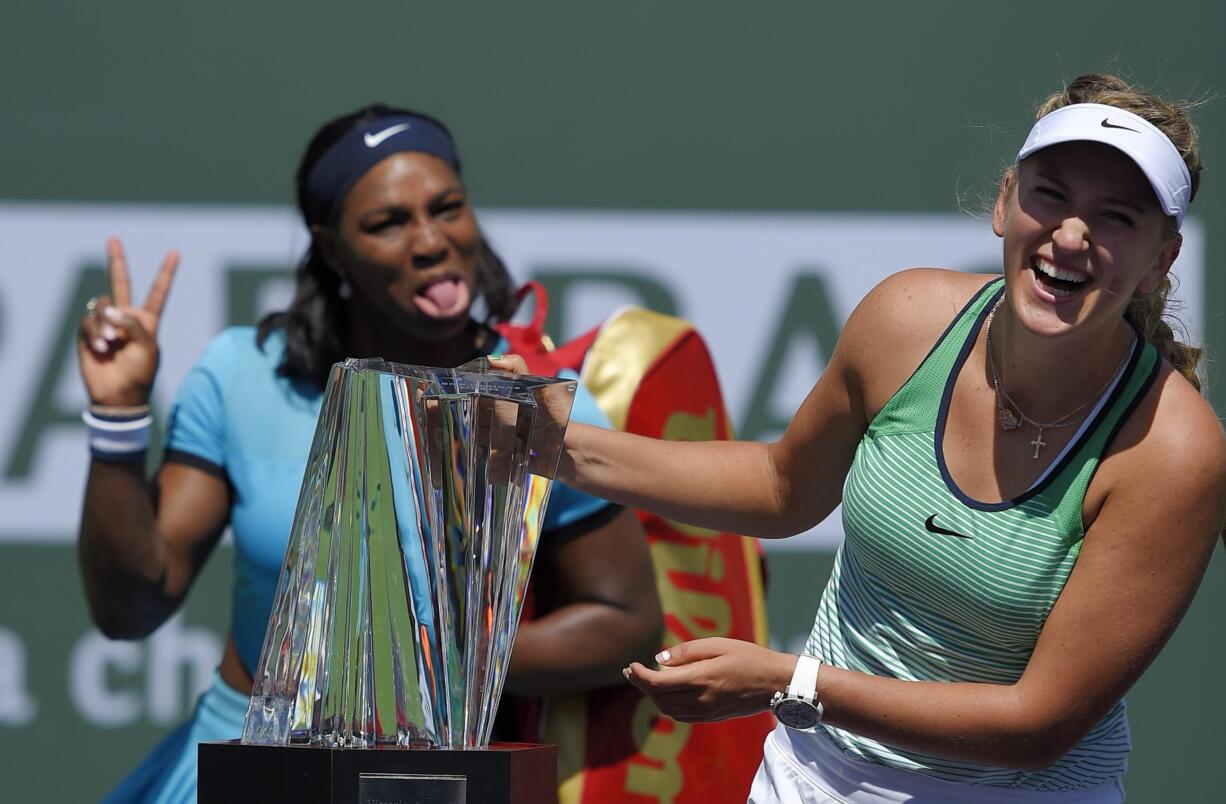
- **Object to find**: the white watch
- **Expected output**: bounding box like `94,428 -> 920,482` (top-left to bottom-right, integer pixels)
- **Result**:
770,654 -> 823,730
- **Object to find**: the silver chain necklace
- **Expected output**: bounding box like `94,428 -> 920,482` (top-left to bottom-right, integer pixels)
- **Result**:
984,299 -> 1133,459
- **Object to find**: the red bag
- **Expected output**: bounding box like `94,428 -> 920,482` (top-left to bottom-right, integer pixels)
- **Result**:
497,283 -> 774,803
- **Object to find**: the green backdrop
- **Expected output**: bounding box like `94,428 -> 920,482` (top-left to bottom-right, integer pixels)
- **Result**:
1,2 -> 1222,801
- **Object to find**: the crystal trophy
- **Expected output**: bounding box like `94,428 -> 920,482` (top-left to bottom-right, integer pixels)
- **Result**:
239,357 -> 577,750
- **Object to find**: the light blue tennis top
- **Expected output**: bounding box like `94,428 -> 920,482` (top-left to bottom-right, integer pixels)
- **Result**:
165,326 -> 616,671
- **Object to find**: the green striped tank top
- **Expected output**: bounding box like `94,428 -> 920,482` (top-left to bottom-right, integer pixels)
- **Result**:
805,278 -> 1159,791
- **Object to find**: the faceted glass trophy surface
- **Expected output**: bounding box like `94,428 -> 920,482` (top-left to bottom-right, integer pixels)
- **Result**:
240,357 -> 577,749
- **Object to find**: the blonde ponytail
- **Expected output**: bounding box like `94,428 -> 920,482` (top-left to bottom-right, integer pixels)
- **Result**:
1125,276 -> 1203,392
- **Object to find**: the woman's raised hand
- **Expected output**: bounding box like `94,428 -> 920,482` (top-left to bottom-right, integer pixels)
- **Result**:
77,238 -> 181,407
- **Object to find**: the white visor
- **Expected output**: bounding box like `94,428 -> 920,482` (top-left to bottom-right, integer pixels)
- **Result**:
1016,102 -> 1191,228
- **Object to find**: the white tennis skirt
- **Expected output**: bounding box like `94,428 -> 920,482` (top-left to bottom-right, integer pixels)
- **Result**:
748,725 -> 1125,804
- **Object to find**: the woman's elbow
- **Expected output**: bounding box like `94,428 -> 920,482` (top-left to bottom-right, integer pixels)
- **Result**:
604,581 -> 663,666
89,606 -> 159,641
630,603 -> 665,664
997,745 -> 1069,773
992,715 -> 1095,771
83,584 -> 176,641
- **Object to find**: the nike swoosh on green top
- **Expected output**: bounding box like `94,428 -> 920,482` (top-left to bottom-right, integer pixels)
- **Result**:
924,514 -> 971,540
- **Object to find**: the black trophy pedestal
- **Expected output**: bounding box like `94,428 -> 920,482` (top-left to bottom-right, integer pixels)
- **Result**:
199,740 -> 557,804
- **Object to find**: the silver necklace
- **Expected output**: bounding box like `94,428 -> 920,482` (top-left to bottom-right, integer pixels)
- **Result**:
984,299 -> 1133,459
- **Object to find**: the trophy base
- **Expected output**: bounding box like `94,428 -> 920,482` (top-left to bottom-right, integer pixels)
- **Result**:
198,740 -> 557,804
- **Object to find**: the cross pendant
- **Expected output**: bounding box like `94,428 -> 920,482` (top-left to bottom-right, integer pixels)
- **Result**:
1030,430 -> 1046,459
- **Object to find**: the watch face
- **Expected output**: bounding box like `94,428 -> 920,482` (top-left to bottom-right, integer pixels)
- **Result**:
773,698 -> 819,730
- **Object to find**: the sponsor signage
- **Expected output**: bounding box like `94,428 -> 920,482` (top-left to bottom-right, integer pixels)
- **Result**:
0,204 -> 1205,551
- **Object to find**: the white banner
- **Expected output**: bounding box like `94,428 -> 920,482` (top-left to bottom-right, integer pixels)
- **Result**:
0,204 -> 1204,550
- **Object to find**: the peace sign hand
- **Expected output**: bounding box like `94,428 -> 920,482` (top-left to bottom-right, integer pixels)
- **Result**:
77,237 -> 181,407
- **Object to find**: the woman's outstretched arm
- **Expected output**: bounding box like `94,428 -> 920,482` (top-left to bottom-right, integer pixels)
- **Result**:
496,316 -> 868,539
499,272 -> 966,539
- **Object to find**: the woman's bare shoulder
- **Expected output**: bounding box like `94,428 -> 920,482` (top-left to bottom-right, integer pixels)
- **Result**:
851,268 -> 995,327
1098,363 -> 1226,543
1118,365 -> 1224,472
839,268 -> 996,365
826,269 -> 996,418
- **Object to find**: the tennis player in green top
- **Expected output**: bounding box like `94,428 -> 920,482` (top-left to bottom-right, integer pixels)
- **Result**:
495,73 -> 1223,802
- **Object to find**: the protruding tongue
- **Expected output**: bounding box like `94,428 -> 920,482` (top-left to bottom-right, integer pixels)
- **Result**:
415,278 -> 469,317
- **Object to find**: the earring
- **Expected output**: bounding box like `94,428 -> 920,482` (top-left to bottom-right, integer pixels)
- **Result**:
339,279 -> 352,299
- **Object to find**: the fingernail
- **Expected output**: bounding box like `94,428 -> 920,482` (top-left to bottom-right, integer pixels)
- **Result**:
93,337 -> 108,352
656,650 -> 671,664
100,324 -> 118,341
622,667 -> 631,679
489,353 -> 503,360
103,306 -> 124,323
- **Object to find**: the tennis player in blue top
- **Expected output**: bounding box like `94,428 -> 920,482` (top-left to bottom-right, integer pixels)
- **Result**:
75,104 -> 661,803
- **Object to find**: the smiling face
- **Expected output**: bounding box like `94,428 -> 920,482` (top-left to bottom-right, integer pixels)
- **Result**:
322,151 -> 481,342
992,141 -> 1181,340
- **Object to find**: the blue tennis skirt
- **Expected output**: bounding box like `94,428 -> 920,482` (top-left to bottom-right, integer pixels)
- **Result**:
103,671 -> 248,804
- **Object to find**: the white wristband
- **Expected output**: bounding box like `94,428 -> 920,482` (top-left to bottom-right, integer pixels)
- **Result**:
771,654 -> 824,730
789,654 -> 822,701
82,410 -> 153,457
